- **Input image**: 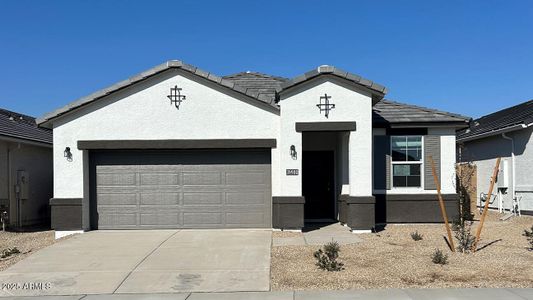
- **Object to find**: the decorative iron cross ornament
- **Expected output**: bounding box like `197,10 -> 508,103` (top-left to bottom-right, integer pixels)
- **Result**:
167,85 -> 186,109
317,93 -> 335,118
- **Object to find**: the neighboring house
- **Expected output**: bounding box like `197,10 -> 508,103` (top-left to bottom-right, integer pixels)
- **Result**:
457,100 -> 533,215
0,108 -> 53,227
37,60 -> 469,237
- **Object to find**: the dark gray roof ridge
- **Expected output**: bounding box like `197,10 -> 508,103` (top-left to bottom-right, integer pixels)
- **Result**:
278,65 -> 388,95
223,71 -> 288,82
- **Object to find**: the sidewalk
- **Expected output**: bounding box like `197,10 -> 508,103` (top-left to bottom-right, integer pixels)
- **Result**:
0,288 -> 532,300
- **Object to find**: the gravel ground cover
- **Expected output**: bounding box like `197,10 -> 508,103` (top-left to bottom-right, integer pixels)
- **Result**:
272,212 -> 533,290
0,228 -> 56,271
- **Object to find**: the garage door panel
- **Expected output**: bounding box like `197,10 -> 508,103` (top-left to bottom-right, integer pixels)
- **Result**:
182,172 -> 221,186
94,150 -> 271,229
138,165 -> 180,171
140,192 -> 180,205
183,192 -> 223,205
97,172 -> 137,186
225,191 -> 267,205
140,212 -> 180,226
98,193 -> 137,205
98,212 -> 138,229
140,173 -> 180,186
225,172 -> 268,185
97,165 -> 137,172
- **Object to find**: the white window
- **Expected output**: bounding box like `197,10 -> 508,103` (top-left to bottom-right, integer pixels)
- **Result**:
391,136 -> 423,188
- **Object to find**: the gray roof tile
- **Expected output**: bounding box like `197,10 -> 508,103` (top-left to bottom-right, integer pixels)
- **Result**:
222,71 -> 288,105
373,99 -> 470,125
457,99 -> 533,140
0,108 -> 52,144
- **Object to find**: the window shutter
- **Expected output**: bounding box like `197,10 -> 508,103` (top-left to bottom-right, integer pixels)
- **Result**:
373,135 -> 391,190
424,135 -> 441,190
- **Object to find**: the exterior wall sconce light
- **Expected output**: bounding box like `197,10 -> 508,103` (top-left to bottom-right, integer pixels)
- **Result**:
290,145 -> 297,160
64,147 -> 73,162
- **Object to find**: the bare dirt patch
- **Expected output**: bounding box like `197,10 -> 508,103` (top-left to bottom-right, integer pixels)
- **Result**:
271,212 -> 533,290
0,228 -> 63,271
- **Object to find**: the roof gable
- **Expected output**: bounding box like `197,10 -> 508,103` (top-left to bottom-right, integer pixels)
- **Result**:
278,65 -> 388,98
37,60 -> 278,126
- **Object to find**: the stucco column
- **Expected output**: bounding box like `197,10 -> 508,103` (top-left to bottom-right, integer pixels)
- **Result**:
280,130 -> 302,196
82,150 -> 90,230
349,129 -> 373,196
340,132 -> 350,195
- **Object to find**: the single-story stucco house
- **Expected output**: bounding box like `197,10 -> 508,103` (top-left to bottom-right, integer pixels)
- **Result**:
37,60 -> 470,237
0,108 -> 53,227
457,100 -> 533,215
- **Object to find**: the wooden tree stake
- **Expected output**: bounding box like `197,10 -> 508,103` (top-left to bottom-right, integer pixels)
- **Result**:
430,156 -> 455,252
472,157 -> 501,252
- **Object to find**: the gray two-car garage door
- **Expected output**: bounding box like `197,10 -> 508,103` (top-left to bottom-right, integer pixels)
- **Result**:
91,150 -> 271,229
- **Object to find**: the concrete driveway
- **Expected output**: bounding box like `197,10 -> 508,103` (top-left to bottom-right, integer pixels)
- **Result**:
0,230 -> 271,297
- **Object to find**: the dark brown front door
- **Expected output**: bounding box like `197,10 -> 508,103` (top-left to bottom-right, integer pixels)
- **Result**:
302,151 -> 335,220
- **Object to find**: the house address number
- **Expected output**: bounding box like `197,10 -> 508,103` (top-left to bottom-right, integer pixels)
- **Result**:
286,169 -> 299,176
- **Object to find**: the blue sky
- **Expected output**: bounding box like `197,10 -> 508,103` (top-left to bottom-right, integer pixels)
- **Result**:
1,1 -> 532,119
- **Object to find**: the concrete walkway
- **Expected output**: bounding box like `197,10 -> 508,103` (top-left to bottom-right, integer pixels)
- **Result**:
0,289 -> 532,299
0,230 -> 271,297
273,223 -> 362,246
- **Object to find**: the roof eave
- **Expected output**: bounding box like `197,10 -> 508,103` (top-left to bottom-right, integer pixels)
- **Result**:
0,134 -> 52,147
374,120 -> 470,129
457,123 -> 531,142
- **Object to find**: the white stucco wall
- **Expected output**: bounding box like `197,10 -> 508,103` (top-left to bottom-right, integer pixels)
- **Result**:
51,69 -> 280,199
459,126 -> 533,212
278,77 -> 373,197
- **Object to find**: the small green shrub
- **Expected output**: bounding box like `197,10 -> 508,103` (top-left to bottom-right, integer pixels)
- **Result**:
1,247 -> 20,259
0,210 -> 8,231
523,225 -> 533,251
453,220 -> 475,253
431,249 -> 448,265
314,241 -> 344,271
410,231 -> 423,241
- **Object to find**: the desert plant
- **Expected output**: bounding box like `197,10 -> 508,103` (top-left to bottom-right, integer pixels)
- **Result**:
0,210 -> 8,231
453,220 -> 475,253
410,231 -> 423,241
313,241 -> 344,271
1,247 -> 20,259
523,225 -> 533,251
431,248 -> 448,265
